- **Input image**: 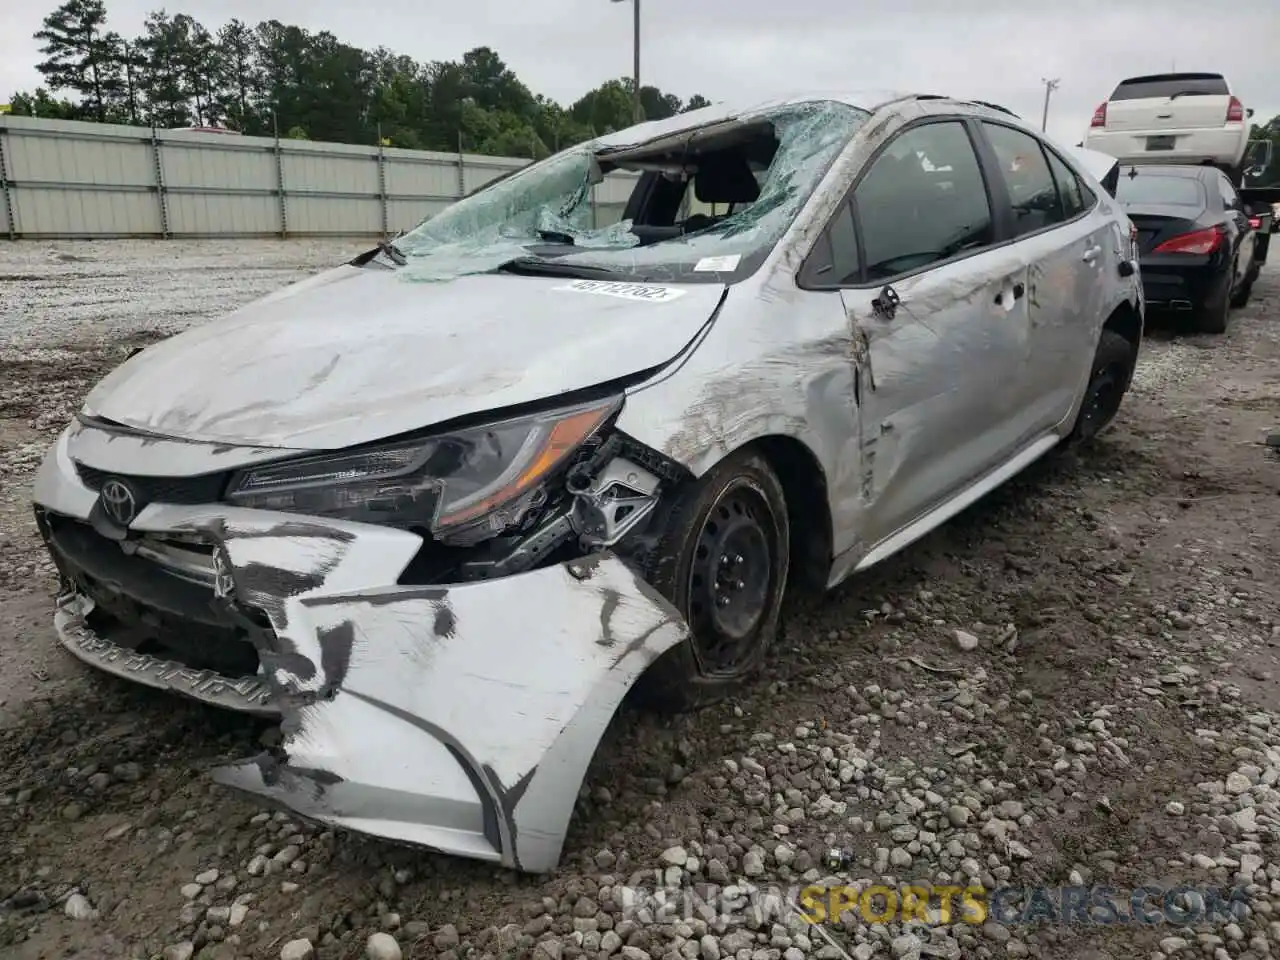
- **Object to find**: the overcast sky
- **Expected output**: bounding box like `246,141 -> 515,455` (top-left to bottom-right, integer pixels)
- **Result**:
2,0 -> 1276,148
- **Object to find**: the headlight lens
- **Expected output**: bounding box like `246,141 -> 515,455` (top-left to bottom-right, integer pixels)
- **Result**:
225,396 -> 619,538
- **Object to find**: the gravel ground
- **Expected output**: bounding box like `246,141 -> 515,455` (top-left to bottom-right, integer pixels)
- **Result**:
1,239 -> 1279,960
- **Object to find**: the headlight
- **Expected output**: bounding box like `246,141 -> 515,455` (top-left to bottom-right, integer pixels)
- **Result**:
225,396 -> 620,539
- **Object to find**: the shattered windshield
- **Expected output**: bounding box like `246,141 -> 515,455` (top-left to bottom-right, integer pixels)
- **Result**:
395,100 -> 869,284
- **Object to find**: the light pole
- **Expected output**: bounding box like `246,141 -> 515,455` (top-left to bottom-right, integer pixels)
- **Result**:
1040,77 -> 1060,133
611,0 -> 642,124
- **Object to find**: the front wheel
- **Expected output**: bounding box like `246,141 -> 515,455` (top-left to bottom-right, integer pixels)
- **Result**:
1065,330 -> 1135,447
633,448 -> 790,712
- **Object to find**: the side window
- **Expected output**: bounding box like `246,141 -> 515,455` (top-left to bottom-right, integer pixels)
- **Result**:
852,121 -> 995,282
1044,148 -> 1090,218
1216,175 -> 1240,210
981,122 -> 1065,236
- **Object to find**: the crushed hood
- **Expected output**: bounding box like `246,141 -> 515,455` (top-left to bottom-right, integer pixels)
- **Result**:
82,265 -> 724,450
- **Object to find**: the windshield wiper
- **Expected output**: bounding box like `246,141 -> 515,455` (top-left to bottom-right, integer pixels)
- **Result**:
496,257 -> 621,280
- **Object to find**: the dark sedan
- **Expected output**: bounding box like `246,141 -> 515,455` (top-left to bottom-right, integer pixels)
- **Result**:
1117,164 -> 1257,333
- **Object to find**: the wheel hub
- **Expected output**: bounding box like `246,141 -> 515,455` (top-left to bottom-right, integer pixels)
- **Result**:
1082,365 -> 1123,437
687,488 -> 774,676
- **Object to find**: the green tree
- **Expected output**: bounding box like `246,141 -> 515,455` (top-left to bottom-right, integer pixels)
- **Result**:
136,11 -> 196,125
33,0 -> 126,121
7,87 -> 87,120
639,84 -> 682,121
14,2 -> 705,158
569,79 -> 634,135
212,19 -> 262,133
1247,116 -> 1280,186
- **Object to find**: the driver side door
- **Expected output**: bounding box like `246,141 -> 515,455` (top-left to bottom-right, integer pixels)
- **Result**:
822,119 -> 1030,549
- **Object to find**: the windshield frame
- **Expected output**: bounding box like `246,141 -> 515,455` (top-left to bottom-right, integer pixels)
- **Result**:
394,99 -> 872,287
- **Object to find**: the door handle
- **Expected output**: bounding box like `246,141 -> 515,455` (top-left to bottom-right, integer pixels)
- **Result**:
1082,245 -> 1102,263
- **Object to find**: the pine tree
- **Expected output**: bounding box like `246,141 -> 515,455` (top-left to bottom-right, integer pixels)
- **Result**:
33,0 -> 126,121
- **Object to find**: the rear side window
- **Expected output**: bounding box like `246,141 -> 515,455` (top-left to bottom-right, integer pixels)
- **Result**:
1110,73 -> 1229,100
851,120 -> 995,282
1114,173 -> 1205,206
980,122 -> 1064,237
1044,149 -> 1094,219
1215,174 -> 1241,210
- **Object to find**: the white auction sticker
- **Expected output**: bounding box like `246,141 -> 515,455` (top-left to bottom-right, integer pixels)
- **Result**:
693,254 -> 741,272
553,279 -> 686,302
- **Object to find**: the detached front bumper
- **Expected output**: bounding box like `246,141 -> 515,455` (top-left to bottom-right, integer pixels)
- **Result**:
33,424 -> 690,873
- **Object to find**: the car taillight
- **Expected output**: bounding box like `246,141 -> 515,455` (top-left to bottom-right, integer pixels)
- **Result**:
1226,97 -> 1244,123
1248,216 -> 1262,230
1152,225 -> 1224,255
1090,103 -> 1107,128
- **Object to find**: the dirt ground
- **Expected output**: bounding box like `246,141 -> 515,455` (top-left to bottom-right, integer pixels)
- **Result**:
1,239 -> 1278,960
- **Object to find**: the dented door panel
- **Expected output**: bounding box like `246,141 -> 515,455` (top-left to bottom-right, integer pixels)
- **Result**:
1021,215 -> 1111,429
837,247 -> 1030,548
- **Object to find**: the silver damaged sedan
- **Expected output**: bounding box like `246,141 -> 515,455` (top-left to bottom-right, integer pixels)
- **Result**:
31,92 -> 1144,873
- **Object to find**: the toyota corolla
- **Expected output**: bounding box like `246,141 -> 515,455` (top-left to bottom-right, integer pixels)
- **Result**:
31,91 -> 1143,873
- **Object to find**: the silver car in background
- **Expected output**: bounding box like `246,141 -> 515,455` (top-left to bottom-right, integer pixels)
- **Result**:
31,91 -> 1143,873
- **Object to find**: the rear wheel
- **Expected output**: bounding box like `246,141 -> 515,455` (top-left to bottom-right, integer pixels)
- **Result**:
1230,266 -> 1256,308
1066,330 -> 1134,446
634,448 -> 790,712
1195,261 -> 1234,333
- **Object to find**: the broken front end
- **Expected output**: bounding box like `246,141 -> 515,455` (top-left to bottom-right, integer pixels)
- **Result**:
32,398 -> 693,872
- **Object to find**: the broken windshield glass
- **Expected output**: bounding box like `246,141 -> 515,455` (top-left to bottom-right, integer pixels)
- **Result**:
395,100 -> 869,285
395,148 -> 640,281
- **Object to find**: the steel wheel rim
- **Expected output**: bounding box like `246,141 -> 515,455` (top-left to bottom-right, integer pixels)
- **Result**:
686,481 -> 777,679
1081,363 -> 1124,438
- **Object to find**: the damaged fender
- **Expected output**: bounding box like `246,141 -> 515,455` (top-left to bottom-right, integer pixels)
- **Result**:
205,521 -> 689,873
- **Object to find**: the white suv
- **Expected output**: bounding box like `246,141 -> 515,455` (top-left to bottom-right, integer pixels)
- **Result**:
1084,72 -> 1252,182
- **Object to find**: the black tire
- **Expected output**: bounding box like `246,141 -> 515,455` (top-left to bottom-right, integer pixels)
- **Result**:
1230,268 -> 1256,309
633,448 -> 790,712
1195,263 -> 1233,333
1065,330 -> 1134,446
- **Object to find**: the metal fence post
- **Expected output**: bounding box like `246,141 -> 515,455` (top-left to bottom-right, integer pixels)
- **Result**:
456,132 -> 465,203
150,124 -> 170,239
0,122 -> 16,240
376,141 -> 389,237
274,135 -> 288,239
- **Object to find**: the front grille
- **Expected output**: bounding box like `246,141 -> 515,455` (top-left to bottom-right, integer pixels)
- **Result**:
74,462 -> 229,504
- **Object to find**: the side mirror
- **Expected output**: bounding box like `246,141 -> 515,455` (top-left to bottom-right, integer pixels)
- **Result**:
1246,108 -> 1255,119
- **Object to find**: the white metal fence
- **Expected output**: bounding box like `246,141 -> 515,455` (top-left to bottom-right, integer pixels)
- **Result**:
0,115 -> 637,240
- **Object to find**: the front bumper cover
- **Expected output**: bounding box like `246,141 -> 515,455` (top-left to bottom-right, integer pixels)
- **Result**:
34,425 -> 691,873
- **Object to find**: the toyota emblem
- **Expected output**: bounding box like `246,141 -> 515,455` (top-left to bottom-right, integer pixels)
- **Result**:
99,478 -> 139,526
